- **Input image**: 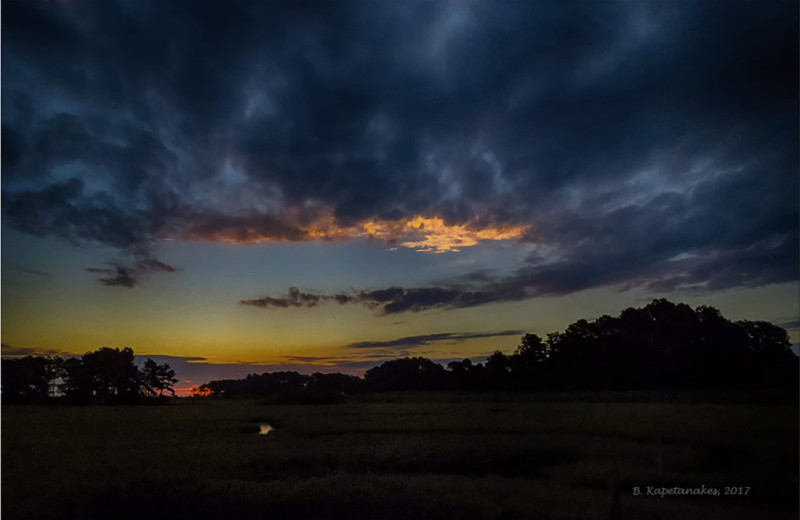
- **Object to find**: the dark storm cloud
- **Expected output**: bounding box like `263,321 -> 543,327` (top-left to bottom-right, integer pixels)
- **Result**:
3,1 -> 797,295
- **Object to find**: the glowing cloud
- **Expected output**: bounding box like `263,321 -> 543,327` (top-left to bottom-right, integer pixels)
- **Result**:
358,216 -> 530,253
188,213 -> 529,253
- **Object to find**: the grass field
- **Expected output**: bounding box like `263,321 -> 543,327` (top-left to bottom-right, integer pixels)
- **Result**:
2,395 -> 798,519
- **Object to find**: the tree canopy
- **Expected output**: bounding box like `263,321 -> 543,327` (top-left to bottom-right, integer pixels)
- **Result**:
193,299 -> 797,398
3,300 -> 796,403
2,347 -> 177,404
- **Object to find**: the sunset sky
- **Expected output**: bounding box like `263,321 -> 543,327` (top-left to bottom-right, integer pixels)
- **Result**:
2,1 -> 798,392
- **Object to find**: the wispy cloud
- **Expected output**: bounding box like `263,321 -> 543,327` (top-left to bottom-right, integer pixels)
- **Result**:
345,330 -> 524,350
11,267 -> 53,278
241,226 -> 798,314
1,343 -> 77,358
86,258 -> 180,288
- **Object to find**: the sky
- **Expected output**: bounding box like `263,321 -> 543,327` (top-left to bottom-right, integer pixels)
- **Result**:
2,0 -> 798,393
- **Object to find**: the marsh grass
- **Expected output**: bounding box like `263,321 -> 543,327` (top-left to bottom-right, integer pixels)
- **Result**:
2,396 -> 797,519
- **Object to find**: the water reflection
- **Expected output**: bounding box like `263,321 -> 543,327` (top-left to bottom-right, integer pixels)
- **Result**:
259,423 -> 273,435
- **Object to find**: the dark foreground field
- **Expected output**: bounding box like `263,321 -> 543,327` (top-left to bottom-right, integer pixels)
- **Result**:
3,395 -> 798,520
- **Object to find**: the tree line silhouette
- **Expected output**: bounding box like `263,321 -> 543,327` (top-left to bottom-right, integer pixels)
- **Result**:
3,300 -> 796,403
1,347 -> 177,404
193,300 -> 797,399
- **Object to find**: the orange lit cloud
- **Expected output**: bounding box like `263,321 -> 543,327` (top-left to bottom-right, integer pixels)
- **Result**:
186,214 -> 529,253
384,216 -> 530,253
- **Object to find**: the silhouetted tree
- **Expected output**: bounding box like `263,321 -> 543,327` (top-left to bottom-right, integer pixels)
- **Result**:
309,372 -> 362,394
61,356 -> 94,401
197,300 -> 795,396
516,334 -> 549,363
140,358 -> 179,397
82,347 -> 141,402
509,334 -> 549,389
1,356 -> 54,402
539,299 -> 797,390
293,372 -> 362,403
364,357 -> 449,391
3,348 -> 179,404
193,380 -> 228,398
45,356 -> 66,398
484,351 -> 511,390
59,347 -> 142,403
447,359 -> 474,389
